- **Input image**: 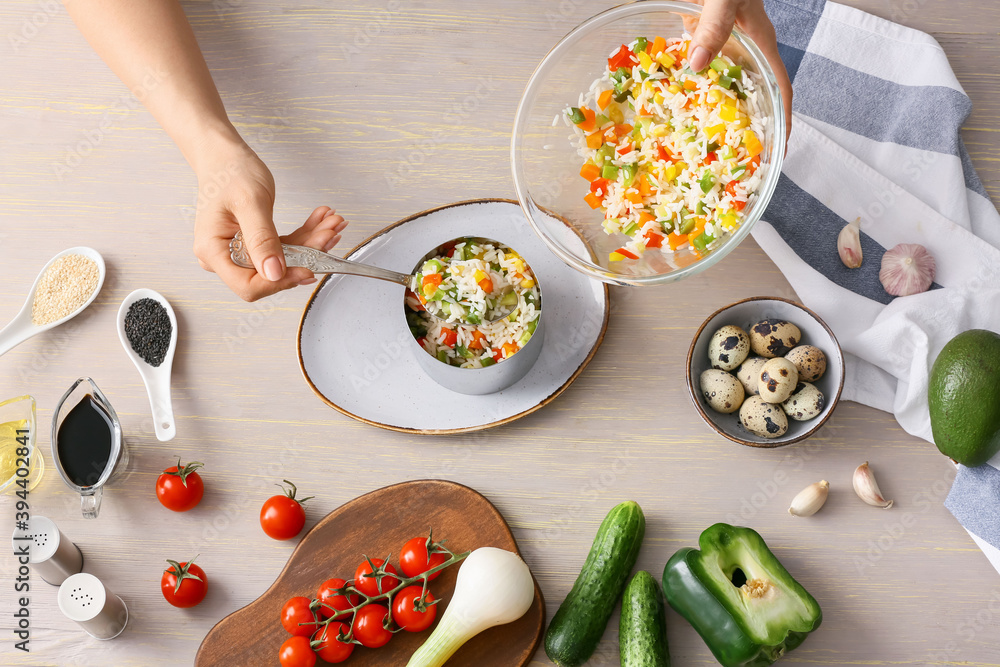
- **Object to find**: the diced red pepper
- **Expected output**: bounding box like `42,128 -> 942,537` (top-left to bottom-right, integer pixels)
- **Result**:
440,328 -> 458,348
725,180 -> 740,198
616,143 -> 633,156
578,107 -> 597,132
615,247 -> 640,260
748,154 -> 761,174
644,231 -> 664,248
583,192 -> 603,209
478,277 -> 493,293
733,199 -> 747,212
469,330 -> 487,350
493,349 -> 503,362
656,144 -> 674,162
608,44 -> 636,70
422,273 -> 443,288
580,162 -> 602,181
589,178 -> 609,195
704,151 -> 717,164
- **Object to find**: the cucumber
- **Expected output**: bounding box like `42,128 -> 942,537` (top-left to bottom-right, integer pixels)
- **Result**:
619,571 -> 670,666
544,500 -> 645,667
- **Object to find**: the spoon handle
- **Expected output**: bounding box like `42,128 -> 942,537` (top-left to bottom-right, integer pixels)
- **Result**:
230,232 -> 411,286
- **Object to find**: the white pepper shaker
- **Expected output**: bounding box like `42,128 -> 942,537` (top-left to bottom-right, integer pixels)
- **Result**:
57,573 -> 128,640
11,515 -> 83,585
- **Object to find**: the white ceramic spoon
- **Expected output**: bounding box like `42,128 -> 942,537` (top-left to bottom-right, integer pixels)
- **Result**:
0,247 -> 107,357
116,289 -> 178,442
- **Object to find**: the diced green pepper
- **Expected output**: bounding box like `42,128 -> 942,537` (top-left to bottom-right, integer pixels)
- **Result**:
595,113 -> 610,127
718,75 -> 734,89
727,65 -> 742,79
709,57 -> 729,73
465,312 -> 481,325
480,357 -> 496,368
695,201 -> 706,215
507,308 -> 520,322
732,80 -> 748,100
699,171 -> 716,193
660,219 -> 674,234
567,107 -> 585,124
602,163 -> 619,181
719,145 -> 734,160
526,320 -> 538,335
691,232 -> 714,254
634,36 -> 648,53
662,524 -> 822,667
519,331 -> 533,345
622,221 -> 638,236
500,290 -> 519,306
436,349 -> 449,363
707,141 -> 720,153
732,165 -> 747,178
595,144 -> 615,167
456,345 -> 471,358
613,90 -> 632,103
677,207 -> 693,234
430,288 -> 449,302
623,163 -> 639,187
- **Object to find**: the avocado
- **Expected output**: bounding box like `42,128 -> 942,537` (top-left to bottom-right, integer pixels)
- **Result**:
928,329 -> 1000,467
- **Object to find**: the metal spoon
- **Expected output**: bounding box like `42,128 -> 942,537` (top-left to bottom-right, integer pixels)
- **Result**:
229,232 -> 516,324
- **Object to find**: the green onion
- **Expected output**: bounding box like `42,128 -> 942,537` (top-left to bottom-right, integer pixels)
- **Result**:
719,145 -> 734,160
567,107 -> 585,124
622,221 -> 638,236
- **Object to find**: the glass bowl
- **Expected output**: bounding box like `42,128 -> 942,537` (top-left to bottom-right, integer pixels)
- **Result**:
511,0 -> 785,286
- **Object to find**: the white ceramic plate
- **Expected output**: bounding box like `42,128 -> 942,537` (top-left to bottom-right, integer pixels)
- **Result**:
298,199 -> 609,433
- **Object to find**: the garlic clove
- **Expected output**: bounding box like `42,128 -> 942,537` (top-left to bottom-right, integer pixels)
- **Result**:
788,480 -> 830,517
853,461 -> 893,509
879,243 -> 935,296
838,218 -> 863,269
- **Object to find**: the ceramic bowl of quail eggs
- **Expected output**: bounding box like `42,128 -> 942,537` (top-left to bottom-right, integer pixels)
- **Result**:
686,297 -> 845,447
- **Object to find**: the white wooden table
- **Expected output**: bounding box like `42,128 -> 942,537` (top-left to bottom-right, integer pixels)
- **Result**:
2,1 -> 1000,665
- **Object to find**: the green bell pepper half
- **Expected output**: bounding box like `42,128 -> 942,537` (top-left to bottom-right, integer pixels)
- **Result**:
661,523 -> 822,667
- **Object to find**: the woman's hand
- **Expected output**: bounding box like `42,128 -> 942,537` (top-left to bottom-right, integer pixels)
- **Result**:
192,140 -> 347,302
685,0 -> 793,142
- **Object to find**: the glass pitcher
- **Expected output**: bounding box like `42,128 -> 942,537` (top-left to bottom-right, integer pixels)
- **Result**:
51,378 -> 129,519
0,395 -> 44,495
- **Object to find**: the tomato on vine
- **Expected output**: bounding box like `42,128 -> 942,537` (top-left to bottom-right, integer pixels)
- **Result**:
317,578 -> 359,619
399,531 -> 450,580
278,635 -> 316,667
352,603 -> 393,648
155,459 -> 204,512
314,621 -> 354,663
260,480 -> 312,541
281,596 -> 319,637
392,585 -> 437,632
161,557 -> 207,608
354,557 -> 399,596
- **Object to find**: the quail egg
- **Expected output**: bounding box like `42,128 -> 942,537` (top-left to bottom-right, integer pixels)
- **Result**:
749,319 -> 802,358
700,369 -> 745,414
758,357 -> 799,403
739,396 -> 789,438
781,382 -> 825,421
736,357 -> 766,396
785,345 -> 827,383
708,325 -> 750,371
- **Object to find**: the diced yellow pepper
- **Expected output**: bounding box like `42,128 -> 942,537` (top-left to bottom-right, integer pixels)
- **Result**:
719,104 -> 737,122
675,161 -> 687,173
705,123 -> 726,139
520,278 -> 535,289
638,51 -> 654,71
609,251 -> 627,262
474,270 -> 487,283
667,83 -> 682,95
743,129 -> 763,157
651,124 -> 669,137
722,96 -> 737,108
719,212 -> 738,229
656,52 -> 676,68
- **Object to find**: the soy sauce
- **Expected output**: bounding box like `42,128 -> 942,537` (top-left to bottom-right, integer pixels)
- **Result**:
56,394 -> 113,487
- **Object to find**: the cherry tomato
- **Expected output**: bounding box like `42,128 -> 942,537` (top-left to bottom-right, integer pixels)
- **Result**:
278,635 -> 316,667
354,558 -> 399,597
281,596 -> 318,637
399,537 -> 448,580
155,459 -> 204,512
352,604 -> 393,648
161,558 -> 207,608
317,578 -> 359,619
260,480 -> 312,541
315,621 -> 354,663
392,585 -> 437,632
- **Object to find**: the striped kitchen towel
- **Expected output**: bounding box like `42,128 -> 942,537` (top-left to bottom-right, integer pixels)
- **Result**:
759,0 -> 1000,572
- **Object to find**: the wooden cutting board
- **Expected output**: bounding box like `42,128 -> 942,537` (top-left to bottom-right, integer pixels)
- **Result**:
195,479 -> 545,667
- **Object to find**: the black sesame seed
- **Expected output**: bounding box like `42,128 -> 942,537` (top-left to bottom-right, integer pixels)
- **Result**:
124,298 -> 172,367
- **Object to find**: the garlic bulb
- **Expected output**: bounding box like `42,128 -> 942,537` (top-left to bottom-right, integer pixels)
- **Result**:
838,218 -> 863,268
853,462 -> 893,509
880,243 -> 935,296
788,480 -> 829,517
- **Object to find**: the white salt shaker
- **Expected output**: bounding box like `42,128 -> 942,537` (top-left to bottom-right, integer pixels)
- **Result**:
11,515 -> 84,585
57,573 -> 128,640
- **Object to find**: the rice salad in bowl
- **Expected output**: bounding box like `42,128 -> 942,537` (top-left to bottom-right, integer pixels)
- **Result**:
563,33 -> 768,265
404,238 -> 541,369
